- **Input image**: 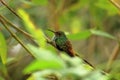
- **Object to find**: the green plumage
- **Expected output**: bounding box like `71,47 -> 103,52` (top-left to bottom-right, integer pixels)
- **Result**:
53,32 -> 68,51
49,30 -> 75,57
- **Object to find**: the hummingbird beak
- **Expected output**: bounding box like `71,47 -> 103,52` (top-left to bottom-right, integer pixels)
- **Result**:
47,29 -> 56,33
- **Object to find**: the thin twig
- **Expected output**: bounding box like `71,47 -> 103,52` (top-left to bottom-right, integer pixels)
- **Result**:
105,43 -> 120,72
0,0 -> 22,19
0,14 -> 33,39
75,53 -> 95,68
109,0 -> 120,10
0,18 -> 35,58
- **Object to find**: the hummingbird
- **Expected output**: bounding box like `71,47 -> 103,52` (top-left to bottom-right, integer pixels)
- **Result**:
47,29 -> 94,67
48,29 -> 75,57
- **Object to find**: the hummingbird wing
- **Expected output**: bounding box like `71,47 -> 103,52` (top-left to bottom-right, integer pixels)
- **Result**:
54,37 -> 75,57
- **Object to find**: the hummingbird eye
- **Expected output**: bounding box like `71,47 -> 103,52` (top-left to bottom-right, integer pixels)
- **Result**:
56,31 -> 64,36
57,33 -> 61,36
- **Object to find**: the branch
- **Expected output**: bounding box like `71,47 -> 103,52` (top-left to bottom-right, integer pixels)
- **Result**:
0,0 -> 21,19
109,0 -> 120,10
0,14 -> 33,39
105,43 -> 120,72
0,18 -> 35,58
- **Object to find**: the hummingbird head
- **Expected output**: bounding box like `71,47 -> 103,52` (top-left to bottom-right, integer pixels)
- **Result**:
55,31 -> 66,37
47,29 -> 66,37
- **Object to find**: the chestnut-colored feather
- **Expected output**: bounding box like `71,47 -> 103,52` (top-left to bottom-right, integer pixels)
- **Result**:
49,30 -> 75,57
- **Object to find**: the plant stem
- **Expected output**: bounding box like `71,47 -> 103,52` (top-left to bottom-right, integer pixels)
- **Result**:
0,14 -> 33,39
0,0 -> 21,19
109,0 -> 120,10
0,18 -> 35,58
105,43 -> 120,72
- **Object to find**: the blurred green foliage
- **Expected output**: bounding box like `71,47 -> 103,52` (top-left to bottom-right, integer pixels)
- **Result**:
0,0 -> 120,80
18,9 -> 46,47
0,32 -> 7,64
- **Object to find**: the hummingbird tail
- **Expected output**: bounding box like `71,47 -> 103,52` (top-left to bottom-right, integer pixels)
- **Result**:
67,49 -> 75,57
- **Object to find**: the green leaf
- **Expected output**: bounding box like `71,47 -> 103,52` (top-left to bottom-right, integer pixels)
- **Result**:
83,70 -> 108,80
67,29 -> 116,40
27,44 -> 58,60
27,70 -> 61,80
60,55 -> 93,76
96,0 -> 118,16
23,59 -> 66,74
0,32 -> 7,64
24,45 -> 66,74
32,0 -> 48,6
90,29 -> 116,40
67,30 -> 92,40
17,9 -> 46,48
70,17 -> 82,33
